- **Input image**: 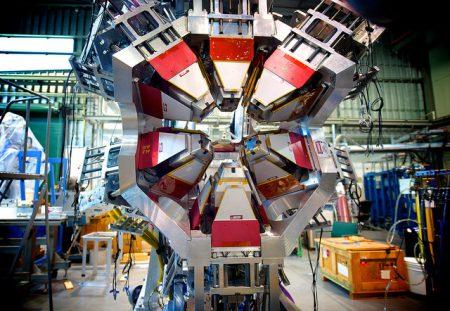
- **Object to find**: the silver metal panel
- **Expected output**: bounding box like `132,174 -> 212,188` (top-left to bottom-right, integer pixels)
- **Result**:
187,12 -> 209,34
265,191 -> 312,221
253,13 -> 276,37
211,21 -> 251,36
112,47 -> 146,103
310,54 -> 355,126
113,50 -> 191,258
261,234 -> 286,259
187,231 -> 211,266
172,16 -> 189,37
192,0 -> 204,15
193,265 -> 206,310
273,20 -> 292,43
268,263 -> 281,311
120,185 -> 191,257
258,0 -> 269,16
270,172 -> 337,254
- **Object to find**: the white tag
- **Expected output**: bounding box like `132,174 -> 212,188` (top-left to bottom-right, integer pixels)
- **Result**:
399,178 -> 411,194
425,200 -> 435,208
323,249 -> 328,258
381,269 -> 391,280
337,263 -> 349,277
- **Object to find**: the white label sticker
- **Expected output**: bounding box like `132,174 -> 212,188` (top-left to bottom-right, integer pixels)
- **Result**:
399,178 -> 411,194
381,269 -> 391,280
323,249 -> 328,258
424,199 -> 435,208
337,263 -> 349,277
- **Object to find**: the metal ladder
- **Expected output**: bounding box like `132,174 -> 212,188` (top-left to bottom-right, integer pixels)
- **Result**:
79,145 -> 106,188
332,147 -> 358,190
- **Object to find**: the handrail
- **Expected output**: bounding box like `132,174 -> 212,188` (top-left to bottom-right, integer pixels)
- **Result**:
0,97 -> 40,124
0,78 -> 54,103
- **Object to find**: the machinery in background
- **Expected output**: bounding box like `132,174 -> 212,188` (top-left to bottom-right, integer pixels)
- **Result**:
71,0 -> 384,309
360,163 -> 449,303
77,144 -> 124,218
63,143 -> 128,260
364,168 -> 415,229
411,169 -> 449,302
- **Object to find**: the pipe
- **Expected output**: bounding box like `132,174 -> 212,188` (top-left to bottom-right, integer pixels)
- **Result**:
415,193 -> 424,256
346,142 -> 450,153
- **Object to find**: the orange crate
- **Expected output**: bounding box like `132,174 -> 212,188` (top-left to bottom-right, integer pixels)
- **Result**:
316,236 -> 409,298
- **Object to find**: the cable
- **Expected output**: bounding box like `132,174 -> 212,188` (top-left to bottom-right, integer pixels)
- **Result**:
122,235 -> 135,297
108,118 -> 119,144
355,21 -> 384,154
383,235 -> 406,311
110,236 -> 121,299
386,218 -> 418,245
371,80 -> 384,147
348,179 -> 362,209
307,228 -> 323,311
391,180 -> 415,235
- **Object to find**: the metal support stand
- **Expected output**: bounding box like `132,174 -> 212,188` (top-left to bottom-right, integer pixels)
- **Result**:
194,265 -> 205,310
135,248 -> 164,311
268,263 -> 281,311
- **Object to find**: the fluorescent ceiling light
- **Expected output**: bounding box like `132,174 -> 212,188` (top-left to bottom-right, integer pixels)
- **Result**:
0,37 -> 74,54
0,54 -> 72,71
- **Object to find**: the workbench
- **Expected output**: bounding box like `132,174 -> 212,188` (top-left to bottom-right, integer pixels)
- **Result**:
0,207 -> 70,284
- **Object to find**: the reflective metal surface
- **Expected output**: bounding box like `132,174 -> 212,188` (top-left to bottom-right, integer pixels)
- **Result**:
71,0 -> 384,309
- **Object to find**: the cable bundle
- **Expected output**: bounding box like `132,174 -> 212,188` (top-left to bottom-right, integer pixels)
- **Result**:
307,228 -> 323,311
357,21 -> 385,155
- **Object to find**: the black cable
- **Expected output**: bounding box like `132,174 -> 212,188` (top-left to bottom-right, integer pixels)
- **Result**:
392,235 -> 406,281
355,21 -> 384,154
307,228 -> 323,311
349,179 -> 362,209
371,80 -> 384,147
110,236 -> 121,300
383,237 -> 405,311
123,235 -> 135,297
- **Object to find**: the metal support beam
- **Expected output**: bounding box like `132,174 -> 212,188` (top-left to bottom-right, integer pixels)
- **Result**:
194,266 -> 205,310
346,142 -> 450,152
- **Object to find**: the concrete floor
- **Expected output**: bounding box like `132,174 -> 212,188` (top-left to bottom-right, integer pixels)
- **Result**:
283,254 -> 427,311
20,250 -> 428,311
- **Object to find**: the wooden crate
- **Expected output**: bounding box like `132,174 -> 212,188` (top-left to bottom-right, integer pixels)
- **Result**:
121,252 -> 151,264
316,236 -> 409,298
